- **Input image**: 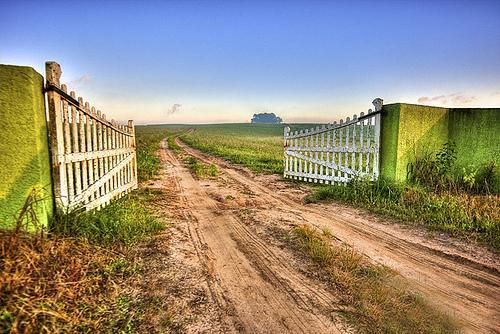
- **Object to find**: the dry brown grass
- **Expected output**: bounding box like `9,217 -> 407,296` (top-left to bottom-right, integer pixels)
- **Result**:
292,224 -> 459,333
0,224 -> 140,333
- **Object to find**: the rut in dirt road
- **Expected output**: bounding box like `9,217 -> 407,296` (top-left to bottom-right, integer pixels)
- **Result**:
173,137 -> 500,334
160,140 -> 350,333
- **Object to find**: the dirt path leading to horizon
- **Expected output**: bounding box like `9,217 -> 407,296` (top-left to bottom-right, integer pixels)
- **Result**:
156,139 -> 349,333
146,138 -> 499,333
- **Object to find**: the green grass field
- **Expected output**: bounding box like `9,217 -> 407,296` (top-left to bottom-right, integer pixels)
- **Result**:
136,123 -> 287,173
180,124 -> 286,174
137,123 -> 316,174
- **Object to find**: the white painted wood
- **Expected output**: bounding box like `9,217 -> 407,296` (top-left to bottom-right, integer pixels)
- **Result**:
97,110 -> 104,196
359,112 -> 365,171
45,62 -> 69,206
304,129 -> 309,181
331,122 -> 337,181
326,126 -> 330,181
297,130 -> 302,179
347,117 -> 352,180
85,179 -> 137,211
365,116 -> 372,174
62,87 -> 74,201
56,147 -> 136,163
337,121 -> 342,182
319,125 -> 325,182
314,126 -> 319,182
110,121 -> 116,190
373,112 -> 381,179
72,99 -> 82,196
85,102 -> 93,201
284,126 -> 289,176
91,107 -> 98,198
77,97 -> 88,202
283,98 -> 382,184
128,120 -> 138,189
102,114 -> 109,195
45,62 -> 138,211
351,115 -> 357,175
72,153 -> 135,208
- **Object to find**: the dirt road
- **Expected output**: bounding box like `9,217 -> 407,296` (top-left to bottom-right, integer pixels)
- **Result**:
148,138 -> 499,333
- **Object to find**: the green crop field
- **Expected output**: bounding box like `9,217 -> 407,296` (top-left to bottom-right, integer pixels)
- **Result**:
180,124 -> 285,174
139,123 -> 317,174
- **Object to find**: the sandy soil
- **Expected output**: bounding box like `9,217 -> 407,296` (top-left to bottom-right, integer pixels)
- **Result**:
137,138 -> 499,333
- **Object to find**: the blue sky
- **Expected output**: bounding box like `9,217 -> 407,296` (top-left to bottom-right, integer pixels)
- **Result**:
1,0 -> 499,124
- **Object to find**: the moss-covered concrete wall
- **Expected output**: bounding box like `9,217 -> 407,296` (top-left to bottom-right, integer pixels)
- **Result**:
379,103 -> 499,184
448,108 -> 500,170
379,104 -> 401,182
0,64 -> 53,229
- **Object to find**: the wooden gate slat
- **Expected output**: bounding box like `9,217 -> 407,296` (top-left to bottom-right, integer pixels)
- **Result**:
283,98 -> 383,184
45,61 -> 138,211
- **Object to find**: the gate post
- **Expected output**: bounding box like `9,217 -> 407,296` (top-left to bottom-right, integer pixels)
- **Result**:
45,61 -> 69,207
128,120 -> 138,188
284,126 -> 290,178
372,98 -> 383,180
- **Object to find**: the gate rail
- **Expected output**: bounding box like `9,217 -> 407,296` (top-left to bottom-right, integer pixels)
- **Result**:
284,98 -> 383,184
45,61 -> 137,210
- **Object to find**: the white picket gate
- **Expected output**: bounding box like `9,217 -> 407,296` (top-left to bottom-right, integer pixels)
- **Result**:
45,61 -> 138,210
283,98 -> 383,184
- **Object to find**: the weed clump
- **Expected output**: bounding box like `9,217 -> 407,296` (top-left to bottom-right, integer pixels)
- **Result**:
292,225 -> 458,333
184,156 -> 219,178
408,142 -> 498,194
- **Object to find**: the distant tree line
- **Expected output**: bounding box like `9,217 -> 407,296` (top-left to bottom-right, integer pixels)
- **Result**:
251,112 -> 283,124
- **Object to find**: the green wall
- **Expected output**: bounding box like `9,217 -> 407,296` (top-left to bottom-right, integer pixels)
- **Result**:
448,108 -> 500,170
0,64 -> 53,229
379,103 -> 499,186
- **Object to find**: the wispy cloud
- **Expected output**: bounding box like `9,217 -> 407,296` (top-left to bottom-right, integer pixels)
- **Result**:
166,103 -> 182,116
417,93 -> 477,106
68,74 -> 92,88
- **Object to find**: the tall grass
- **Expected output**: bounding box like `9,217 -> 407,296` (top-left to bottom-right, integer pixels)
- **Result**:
135,127 -> 168,181
292,225 -> 457,333
407,142 -> 498,194
51,189 -> 164,246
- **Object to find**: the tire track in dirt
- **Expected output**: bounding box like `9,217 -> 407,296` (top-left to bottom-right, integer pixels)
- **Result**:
176,137 -> 500,334
160,140 -> 347,333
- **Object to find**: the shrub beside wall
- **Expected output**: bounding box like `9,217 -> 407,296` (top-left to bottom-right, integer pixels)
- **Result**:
379,103 -> 499,191
0,65 -> 53,229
